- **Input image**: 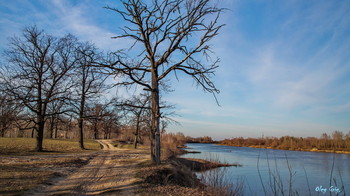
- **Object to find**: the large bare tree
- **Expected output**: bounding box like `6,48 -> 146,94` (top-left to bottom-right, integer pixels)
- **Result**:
104,0 -> 225,164
0,26 -> 76,151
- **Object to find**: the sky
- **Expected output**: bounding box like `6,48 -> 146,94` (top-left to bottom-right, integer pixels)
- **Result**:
1,0 -> 349,140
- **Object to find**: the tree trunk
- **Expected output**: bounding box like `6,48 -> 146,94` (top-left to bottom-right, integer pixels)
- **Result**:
54,121 -> 58,139
0,126 -> 5,137
78,118 -> 85,149
151,69 -> 161,164
35,117 -> 45,152
150,132 -> 156,162
79,83 -> 86,149
49,117 -> 54,138
94,122 -> 98,139
134,121 -> 140,149
134,114 -> 142,149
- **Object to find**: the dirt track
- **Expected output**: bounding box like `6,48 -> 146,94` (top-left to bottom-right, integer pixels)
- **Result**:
30,140 -> 149,196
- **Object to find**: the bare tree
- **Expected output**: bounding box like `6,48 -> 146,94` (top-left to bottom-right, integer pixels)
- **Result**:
332,130 -> 344,149
72,42 -> 108,149
104,0 -> 225,164
46,100 -> 64,139
101,109 -> 121,139
85,102 -> 114,140
115,93 -> 151,148
0,26 -> 76,151
0,93 -> 20,137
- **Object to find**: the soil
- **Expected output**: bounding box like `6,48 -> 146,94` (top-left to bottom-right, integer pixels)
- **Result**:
28,140 -> 149,196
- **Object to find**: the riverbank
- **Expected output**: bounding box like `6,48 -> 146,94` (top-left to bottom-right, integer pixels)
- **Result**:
218,143 -> 350,154
218,133 -> 350,155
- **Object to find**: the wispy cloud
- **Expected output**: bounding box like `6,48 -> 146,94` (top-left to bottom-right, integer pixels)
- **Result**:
0,0 -> 132,51
235,0 -> 350,111
49,0 -> 132,51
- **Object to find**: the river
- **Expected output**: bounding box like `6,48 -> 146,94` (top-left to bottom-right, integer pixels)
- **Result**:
181,143 -> 350,195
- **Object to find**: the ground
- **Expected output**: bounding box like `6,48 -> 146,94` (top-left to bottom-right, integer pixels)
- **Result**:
27,140 -> 149,195
0,139 -> 228,196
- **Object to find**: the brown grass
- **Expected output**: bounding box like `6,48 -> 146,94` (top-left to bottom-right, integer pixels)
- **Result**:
0,137 -> 100,156
0,137 -> 98,195
0,156 -> 92,195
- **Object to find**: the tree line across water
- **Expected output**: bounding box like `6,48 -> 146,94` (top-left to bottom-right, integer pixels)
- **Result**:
219,131 -> 350,152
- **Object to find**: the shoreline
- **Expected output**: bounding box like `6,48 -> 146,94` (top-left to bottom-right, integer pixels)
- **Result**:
171,157 -> 241,172
216,143 -> 350,154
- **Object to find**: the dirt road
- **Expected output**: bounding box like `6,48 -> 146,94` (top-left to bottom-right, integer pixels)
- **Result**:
30,140 -> 149,196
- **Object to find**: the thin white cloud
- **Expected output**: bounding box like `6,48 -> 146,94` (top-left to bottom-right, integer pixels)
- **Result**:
49,0 -> 132,51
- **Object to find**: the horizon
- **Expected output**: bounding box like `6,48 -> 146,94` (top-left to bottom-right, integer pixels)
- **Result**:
1,0 -> 349,140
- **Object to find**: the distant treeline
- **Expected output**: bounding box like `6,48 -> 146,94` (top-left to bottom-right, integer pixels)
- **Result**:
219,131 -> 350,152
186,136 -> 215,143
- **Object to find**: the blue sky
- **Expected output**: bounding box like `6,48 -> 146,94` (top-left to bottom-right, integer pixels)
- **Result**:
1,0 -> 349,139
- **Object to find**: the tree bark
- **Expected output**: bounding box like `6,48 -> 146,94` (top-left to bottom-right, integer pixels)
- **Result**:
49,117 -> 54,138
0,128 -> 5,137
134,118 -> 140,149
94,122 -> 98,139
54,122 -> 58,139
78,118 -> 84,149
78,68 -> 86,149
151,70 -> 161,164
78,94 -> 85,149
35,117 -> 45,152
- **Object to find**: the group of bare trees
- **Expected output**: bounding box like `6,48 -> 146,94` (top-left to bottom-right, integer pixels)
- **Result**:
0,26 -> 109,151
0,0 -> 224,164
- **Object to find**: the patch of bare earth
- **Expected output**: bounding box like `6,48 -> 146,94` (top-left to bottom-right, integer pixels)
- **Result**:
29,140 -> 149,196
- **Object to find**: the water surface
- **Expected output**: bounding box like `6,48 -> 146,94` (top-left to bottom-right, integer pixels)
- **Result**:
182,143 -> 350,195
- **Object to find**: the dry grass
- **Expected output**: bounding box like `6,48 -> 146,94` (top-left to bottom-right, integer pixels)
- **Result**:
200,167 -> 244,196
0,165 -> 53,195
0,137 -> 99,195
134,155 -> 244,196
135,160 -> 207,196
0,137 -> 100,155
0,156 -> 92,195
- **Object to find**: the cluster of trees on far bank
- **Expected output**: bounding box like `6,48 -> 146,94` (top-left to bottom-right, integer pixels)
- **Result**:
220,131 -> 350,152
186,136 -> 214,143
0,0 -> 225,165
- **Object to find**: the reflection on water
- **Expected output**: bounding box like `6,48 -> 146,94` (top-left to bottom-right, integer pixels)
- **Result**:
181,143 -> 350,195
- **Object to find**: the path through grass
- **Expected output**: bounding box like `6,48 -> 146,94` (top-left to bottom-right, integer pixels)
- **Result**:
0,137 -> 100,195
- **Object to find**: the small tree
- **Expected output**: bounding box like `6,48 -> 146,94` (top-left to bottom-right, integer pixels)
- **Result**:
0,93 -> 20,137
72,42 -> 107,149
46,99 -> 64,139
85,102 -> 113,140
104,0 -> 225,164
116,93 -> 151,148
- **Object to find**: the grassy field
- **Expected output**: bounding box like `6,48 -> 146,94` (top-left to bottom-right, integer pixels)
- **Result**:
0,137 -> 101,155
0,137 -> 101,195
